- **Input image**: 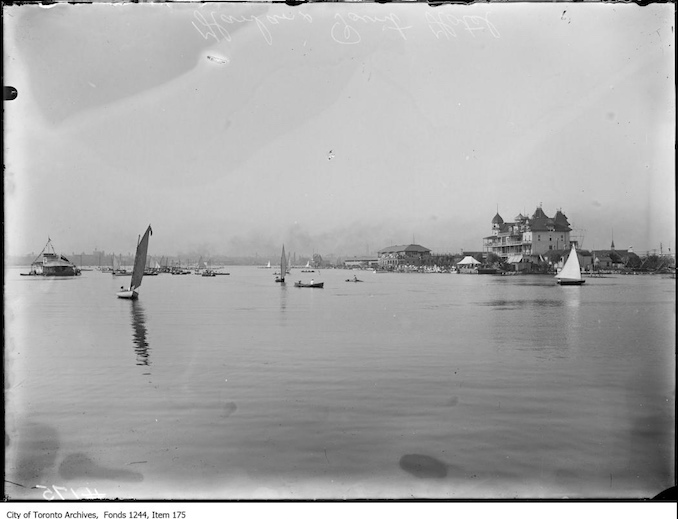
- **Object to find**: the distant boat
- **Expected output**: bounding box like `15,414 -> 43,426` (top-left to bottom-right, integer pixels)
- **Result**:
144,259 -> 161,276
346,276 -> 363,282
194,256 -> 207,274
259,261 -> 272,269
295,280 -> 324,288
555,244 -> 586,286
21,238 -> 81,277
171,264 -> 191,275
112,254 -> 131,276
116,225 -> 153,299
275,245 -> 288,284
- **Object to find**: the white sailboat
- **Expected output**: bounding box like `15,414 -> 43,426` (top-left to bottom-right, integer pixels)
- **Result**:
275,245 -> 287,283
112,253 -> 131,276
555,244 -> 585,286
116,225 -> 153,299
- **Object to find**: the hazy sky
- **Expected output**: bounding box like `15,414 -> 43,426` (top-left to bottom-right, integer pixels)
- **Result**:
4,2 -> 674,259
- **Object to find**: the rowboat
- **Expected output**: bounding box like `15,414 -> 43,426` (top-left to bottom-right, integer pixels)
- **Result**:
294,281 -> 324,288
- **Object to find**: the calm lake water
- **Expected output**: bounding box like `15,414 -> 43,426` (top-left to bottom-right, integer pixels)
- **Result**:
4,266 -> 675,500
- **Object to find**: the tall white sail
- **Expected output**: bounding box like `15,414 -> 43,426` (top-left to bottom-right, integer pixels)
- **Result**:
555,244 -> 582,282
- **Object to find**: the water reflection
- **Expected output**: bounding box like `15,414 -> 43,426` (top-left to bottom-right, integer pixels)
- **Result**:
130,301 -> 151,371
479,299 -> 565,309
560,285 -> 582,308
279,283 -> 288,316
560,286 -> 582,352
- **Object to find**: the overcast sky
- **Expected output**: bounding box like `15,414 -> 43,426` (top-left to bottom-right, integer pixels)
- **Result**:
4,2 -> 674,259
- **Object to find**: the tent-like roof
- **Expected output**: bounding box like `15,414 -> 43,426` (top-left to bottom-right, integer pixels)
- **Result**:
457,256 -> 481,265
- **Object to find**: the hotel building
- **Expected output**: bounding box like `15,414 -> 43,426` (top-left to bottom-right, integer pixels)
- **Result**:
483,206 -> 573,270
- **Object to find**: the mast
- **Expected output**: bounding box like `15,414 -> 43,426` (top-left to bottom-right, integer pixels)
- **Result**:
280,244 -> 287,281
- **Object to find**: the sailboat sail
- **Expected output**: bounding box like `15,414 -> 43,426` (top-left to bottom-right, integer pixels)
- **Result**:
130,225 -> 153,291
555,244 -> 583,283
280,245 -> 287,282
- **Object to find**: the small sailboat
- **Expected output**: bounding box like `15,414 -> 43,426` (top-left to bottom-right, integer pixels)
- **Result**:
275,245 -> 288,283
116,225 -> 153,299
201,260 -> 217,277
112,254 -> 131,276
555,244 -> 585,286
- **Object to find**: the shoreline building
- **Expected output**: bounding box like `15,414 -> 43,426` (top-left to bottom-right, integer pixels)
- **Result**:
377,244 -> 431,269
343,256 -> 379,269
483,206 -> 574,271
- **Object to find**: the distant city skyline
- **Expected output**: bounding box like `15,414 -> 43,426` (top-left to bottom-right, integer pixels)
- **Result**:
4,3 -> 674,261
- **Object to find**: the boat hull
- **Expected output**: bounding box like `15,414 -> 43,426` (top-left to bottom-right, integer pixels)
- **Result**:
557,279 -> 586,286
25,241 -> 81,277
295,282 -> 324,288
116,290 -> 139,299
21,269 -> 80,277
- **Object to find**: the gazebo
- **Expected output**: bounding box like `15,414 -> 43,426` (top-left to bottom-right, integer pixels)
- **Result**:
456,256 -> 481,273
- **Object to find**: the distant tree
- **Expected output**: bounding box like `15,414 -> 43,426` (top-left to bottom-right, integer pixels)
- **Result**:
623,252 -> 642,269
545,250 -> 564,265
486,252 -> 503,266
642,254 -> 662,271
609,251 -> 622,264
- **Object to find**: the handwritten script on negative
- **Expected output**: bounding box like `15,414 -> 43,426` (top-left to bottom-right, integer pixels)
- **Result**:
192,10 -> 500,46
